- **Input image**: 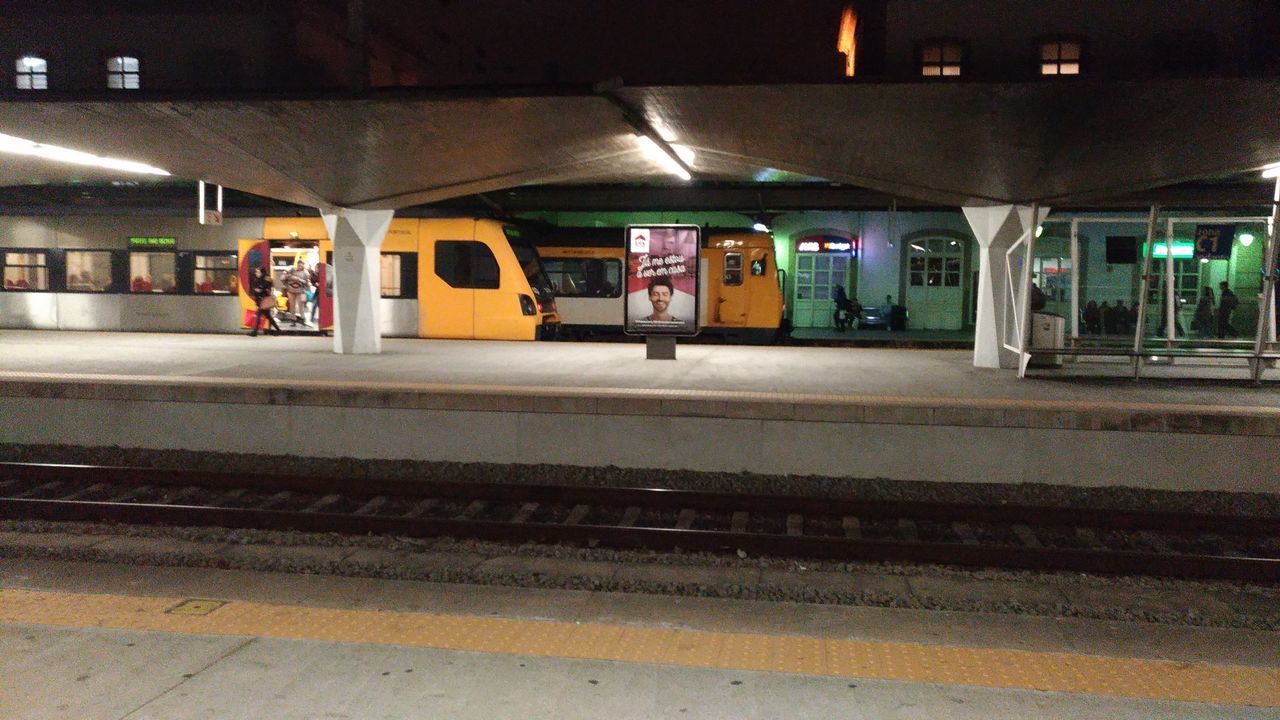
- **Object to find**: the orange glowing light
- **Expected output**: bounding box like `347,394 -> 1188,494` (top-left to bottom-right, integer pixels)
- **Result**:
837,4 -> 858,77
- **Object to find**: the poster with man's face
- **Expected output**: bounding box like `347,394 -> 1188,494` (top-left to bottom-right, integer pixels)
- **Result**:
624,225 -> 700,336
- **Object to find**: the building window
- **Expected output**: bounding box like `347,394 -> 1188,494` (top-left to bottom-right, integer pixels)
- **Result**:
66,251 -> 114,292
2,252 -> 49,290
15,56 -> 47,90
435,241 -> 499,289
1040,39 -> 1082,75
542,257 -> 621,298
107,56 -> 140,90
920,41 -> 964,77
908,238 -> 962,286
836,4 -> 858,78
130,252 -> 175,293
194,253 -> 238,294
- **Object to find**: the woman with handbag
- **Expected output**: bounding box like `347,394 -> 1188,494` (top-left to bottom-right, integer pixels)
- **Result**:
249,266 -> 281,337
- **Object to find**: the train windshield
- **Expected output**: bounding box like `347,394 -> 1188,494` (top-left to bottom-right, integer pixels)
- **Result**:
504,226 -> 557,309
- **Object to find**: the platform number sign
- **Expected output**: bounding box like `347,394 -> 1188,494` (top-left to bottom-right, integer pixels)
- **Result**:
624,224 -> 700,336
1194,224 -> 1235,260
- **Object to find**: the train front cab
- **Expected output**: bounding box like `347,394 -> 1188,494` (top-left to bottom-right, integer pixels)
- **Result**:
703,232 -> 785,343
418,219 -> 559,341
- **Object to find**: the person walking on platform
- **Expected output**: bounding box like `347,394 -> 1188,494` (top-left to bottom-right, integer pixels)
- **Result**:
249,267 -> 281,337
1193,287 -> 1216,337
833,284 -> 855,331
1216,281 -> 1238,338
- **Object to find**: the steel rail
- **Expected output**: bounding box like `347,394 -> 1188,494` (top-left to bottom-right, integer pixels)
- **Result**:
1,462 -> 1277,582
1,462 -> 1274,536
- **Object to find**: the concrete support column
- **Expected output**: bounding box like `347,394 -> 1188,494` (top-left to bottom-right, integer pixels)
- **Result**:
963,205 -> 1047,369
321,208 -> 393,354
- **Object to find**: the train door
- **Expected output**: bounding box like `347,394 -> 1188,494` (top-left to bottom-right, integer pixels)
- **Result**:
905,237 -> 964,329
419,219 -> 479,338
237,239 -> 270,328
711,250 -> 748,326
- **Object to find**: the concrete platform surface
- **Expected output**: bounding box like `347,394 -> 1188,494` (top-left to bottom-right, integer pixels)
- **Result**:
1,330 -> 1277,407
2,558 -> 1277,719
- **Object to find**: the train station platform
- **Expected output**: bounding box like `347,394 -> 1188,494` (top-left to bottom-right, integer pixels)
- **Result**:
1,330 -> 1278,493
2,554 -> 1277,719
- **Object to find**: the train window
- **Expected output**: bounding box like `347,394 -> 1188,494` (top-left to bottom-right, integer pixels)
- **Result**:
723,252 -> 744,286
2,251 -> 49,291
65,251 -> 114,292
542,258 -> 621,298
750,257 -> 767,276
381,253 -> 402,297
435,241 -> 499,289
129,252 -> 176,293
194,253 -> 238,294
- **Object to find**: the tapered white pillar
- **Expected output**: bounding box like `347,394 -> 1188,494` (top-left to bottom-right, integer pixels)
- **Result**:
321,208 -> 394,354
963,205 -> 1042,369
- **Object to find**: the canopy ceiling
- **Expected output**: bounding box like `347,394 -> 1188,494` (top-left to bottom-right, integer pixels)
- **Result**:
0,78 -> 1276,210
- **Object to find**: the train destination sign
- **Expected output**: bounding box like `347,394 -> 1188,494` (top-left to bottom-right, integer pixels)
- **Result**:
128,236 -> 176,248
794,235 -> 857,254
624,224 -> 700,336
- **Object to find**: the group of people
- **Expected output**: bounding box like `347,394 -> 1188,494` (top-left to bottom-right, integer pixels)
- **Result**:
129,274 -> 177,293
1080,281 -> 1240,338
247,261 -> 319,337
833,286 -> 906,331
1081,299 -> 1137,335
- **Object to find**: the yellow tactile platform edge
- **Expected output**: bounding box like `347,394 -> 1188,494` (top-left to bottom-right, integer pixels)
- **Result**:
2,589 -> 1276,707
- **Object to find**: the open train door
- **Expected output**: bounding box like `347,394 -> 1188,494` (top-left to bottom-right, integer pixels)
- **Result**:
316,262 -> 334,333
237,239 -> 270,329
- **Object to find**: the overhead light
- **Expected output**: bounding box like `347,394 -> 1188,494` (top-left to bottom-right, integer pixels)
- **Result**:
1035,225 -> 1044,238
752,217 -> 769,232
1240,233 -> 1255,247
635,134 -> 692,181
1200,258 -> 1209,264
1263,162 -> 1280,179
0,132 -> 169,175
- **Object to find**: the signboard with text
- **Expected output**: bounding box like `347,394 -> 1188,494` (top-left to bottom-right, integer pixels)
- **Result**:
794,235 -> 857,254
624,224 -> 700,336
128,236 -> 176,249
1193,224 -> 1235,260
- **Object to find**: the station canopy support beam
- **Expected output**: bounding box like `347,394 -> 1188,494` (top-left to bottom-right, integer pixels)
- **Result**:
321,208 -> 393,355
963,205 -> 1034,370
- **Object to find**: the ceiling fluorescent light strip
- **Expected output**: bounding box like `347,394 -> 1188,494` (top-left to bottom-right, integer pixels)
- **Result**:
635,134 -> 692,181
0,132 -> 170,176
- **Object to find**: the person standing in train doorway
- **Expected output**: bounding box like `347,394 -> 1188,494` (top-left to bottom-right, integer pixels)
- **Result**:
284,261 -> 312,327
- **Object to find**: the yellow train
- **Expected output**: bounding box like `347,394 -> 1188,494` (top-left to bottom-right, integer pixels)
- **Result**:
240,217 -> 560,340
536,227 -> 786,343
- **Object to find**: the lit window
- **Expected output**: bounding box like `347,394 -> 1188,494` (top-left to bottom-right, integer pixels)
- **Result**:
920,41 -> 964,77
1040,40 -> 1082,75
15,56 -> 47,90
381,253 -> 402,297
836,4 -> 858,78
129,252 -> 175,293
107,56 -> 140,90
195,254 -> 238,294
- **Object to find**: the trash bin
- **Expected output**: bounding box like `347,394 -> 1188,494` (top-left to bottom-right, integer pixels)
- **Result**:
1029,312 -> 1065,367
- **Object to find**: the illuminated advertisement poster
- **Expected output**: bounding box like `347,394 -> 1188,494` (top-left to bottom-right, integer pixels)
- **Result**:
625,225 -> 700,336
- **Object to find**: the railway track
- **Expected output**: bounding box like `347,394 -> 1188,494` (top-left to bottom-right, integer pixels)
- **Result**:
1,462 -> 1277,582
